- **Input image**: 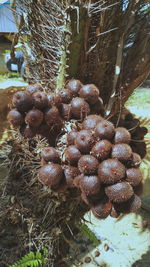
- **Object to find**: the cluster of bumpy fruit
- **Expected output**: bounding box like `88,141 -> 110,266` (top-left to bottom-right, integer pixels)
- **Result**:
8,80 -> 144,219
7,80 -> 104,141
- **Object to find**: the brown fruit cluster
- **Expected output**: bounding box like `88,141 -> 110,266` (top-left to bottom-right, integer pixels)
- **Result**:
8,80 -> 146,219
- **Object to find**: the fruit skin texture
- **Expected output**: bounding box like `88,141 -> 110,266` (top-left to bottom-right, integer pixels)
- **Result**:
98,159 -> 126,184
114,194 -> 141,214
91,140 -> 112,161
63,165 -> 79,188
12,91 -> 33,112
66,79 -> 83,96
75,130 -> 95,153
78,155 -> 99,175
25,109 -> 43,127
95,120 -> 115,140
67,131 -> 77,145
70,97 -> 90,120
41,147 -> 60,163
82,115 -> 103,130
57,88 -> 73,104
26,84 -> 42,94
38,164 -> 63,187
44,106 -> 62,127
7,109 -> 23,127
32,91 -> 48,109
111,143 -> 132,162
80,175 -> 101,196
127,152 -> 141,168
114,127 -> 131,144
91,198 -> 112,219
79,84 -> 99,104
126,168 -> 142,186
64,145 -> 81,166
105,182 -> 134,203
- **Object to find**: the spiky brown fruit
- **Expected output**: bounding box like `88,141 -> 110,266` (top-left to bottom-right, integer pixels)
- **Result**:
95,120 -> 115,140
91,198 -> 112,219
7,109 -> 23,127
111,143 -> 132,162
67,131 -> 77,145
105,182 -> 134,203
91,140 -> 112,161
26,84 -> 43,94
126,168 -> 142,186
114,194 -> 141,214
12,91 -> 33,112
38,164 -> 63,187
80,175 -> 101,196
63,165 -> 80,188
32,91 -> 48,109
98,159 -> 125,184
79,84 -> 99,104
41,147 -> 60,163
127,152 -> 142,168
114,127 -> 131,144
64,145 -> 81,166
70,97 -> 90,120
66,79 -> 83,96
25,109 -> 43,127
75,130 -> 95,153
82,115 -> 103,130
57,88 -> 73,104
78,155 -> 99,175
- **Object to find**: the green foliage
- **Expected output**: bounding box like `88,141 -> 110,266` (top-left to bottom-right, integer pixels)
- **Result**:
9,249 -> 48,267
77,223 -> 100,246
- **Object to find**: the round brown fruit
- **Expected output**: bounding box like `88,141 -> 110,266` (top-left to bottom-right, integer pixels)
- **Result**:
127,152 -> 142,168
64,145 -> 81,166
98,158 -> 125,185
105,182 -> 134,203
114,127 -> 131,144
75,130 -> 95,153
57,88 -> 73,104
66,79 -> 83,96
47,93 -> 56,106
78,155 -> 99,175
82,115 -> 103,130
44,107 -> 62,127
95,120 -> 115,140
12,91 -> 33,112
38,164 -> 63,187
32,91 -> 48,109
114,194 -> 141,214
91,198 -> 112,219
67,131 -> 77,145
7,109 -> 23,127
41,147 -> 60,163
26,84 -> 42,94
59,104 -> 71,120
79,84 -> 99,104
80,175 -> 101,196
90,97 -> 104,116
63,165 -> 79,188
25,109 -> 43,127
70,97 -> 90,120
91,140 -> 112,161
126,168 -> 142,186
111,143 -> 132,162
